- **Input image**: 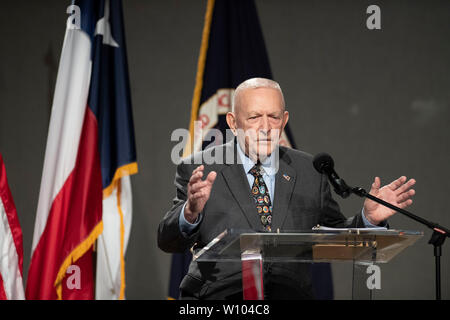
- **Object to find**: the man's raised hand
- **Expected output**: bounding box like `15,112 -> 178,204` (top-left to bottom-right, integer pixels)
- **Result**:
363,176 -> 416,225
184,165 -> 217,223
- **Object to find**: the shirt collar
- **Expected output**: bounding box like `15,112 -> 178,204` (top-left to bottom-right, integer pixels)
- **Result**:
236,141 -> 277,177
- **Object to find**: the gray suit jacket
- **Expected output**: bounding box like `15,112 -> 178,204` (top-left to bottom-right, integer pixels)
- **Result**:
158,140 -> 365,299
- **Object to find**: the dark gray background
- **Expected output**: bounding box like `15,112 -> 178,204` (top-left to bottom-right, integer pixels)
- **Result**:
0,0 -> 449,299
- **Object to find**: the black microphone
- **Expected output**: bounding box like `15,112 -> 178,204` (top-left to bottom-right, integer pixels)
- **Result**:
313,153 -> 351,198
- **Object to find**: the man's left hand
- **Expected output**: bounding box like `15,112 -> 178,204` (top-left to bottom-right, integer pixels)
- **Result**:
363,176 -> 416,225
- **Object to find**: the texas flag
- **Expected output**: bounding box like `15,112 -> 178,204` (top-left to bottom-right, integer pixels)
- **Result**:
0,154 -> 25,300
26,0 -> 137,300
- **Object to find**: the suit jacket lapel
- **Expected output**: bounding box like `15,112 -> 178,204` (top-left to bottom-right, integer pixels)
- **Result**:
271,149 -> 297,231
221,164 -> 262,230
219,140 -> 262,230
220,141 -> 297,232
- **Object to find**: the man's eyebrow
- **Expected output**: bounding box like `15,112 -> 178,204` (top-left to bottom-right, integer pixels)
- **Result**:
269,111 -> 282,115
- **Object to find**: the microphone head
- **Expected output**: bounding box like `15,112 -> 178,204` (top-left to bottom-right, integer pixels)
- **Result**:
313,152 -> 334,174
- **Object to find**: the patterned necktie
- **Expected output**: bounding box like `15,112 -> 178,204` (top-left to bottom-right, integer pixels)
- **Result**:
249,163 -> 273,232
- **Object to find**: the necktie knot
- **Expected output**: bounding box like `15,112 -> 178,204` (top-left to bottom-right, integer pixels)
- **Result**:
249,163 -> 262,177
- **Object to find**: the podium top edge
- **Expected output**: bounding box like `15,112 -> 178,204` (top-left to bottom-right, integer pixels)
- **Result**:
225,229 -> 425,237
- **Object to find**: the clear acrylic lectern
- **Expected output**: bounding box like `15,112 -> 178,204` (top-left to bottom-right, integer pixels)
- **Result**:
193,228 -> 423,300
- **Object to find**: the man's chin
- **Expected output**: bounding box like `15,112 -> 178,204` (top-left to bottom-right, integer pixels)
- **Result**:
253,143 -> 277,160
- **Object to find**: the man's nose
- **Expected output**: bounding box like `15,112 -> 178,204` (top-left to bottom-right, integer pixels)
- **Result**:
259,115 -> 271,135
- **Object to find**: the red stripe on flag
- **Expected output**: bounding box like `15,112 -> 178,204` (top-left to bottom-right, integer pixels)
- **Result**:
0,154 -> 24,277
0,273 -> 6,300
26,107 -> 103,300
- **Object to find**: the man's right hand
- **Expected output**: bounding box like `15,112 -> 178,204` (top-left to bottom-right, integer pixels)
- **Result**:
184,165 -> 217,223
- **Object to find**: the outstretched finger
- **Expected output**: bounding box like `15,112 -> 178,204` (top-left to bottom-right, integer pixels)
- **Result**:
395,178 -> 416,195
388,176 -> 407,191
190,180 -> 209,193
206,171 -> 217,185
189,170 -> 204,185
397,189 -> 415,203
397,199 -> 413,209
369,177 -> 381,195
192,165 -> 204,175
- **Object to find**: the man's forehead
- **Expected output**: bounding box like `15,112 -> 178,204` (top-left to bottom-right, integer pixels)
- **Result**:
245,108 -> 284,115
238,88 -> 284,111
240,86 -> 280,98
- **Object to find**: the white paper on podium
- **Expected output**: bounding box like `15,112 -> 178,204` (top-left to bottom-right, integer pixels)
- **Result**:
312,225 -> 388,232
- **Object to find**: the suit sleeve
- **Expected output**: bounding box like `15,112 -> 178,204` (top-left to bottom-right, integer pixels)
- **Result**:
157,162 -> 202,253
318,172 -> 365,228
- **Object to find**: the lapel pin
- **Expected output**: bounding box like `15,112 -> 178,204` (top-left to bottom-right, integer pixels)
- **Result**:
283,174 -> 291,181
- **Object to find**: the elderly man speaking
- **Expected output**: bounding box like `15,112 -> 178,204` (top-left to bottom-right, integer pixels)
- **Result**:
158,77 -> 416,300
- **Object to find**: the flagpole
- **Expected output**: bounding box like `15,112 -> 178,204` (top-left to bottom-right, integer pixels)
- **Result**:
184,0 -> 215,157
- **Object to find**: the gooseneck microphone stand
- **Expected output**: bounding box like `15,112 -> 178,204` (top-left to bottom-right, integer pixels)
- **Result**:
335,178 -> 450,300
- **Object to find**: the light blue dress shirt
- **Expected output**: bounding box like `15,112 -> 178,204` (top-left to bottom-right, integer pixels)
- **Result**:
179,143 -> 381,235
236,142 -> 277,202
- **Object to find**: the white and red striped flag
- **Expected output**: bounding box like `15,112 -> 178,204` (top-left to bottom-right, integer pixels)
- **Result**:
26,0 -> 137,300
26,3 -> 103,300
0,154 -> 25,300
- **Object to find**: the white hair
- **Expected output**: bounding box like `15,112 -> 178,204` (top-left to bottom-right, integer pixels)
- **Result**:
232,77 -> 285,112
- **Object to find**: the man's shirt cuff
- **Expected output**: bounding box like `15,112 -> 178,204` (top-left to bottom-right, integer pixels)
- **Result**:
179,202 -> 202,235
361,208 -> 388,228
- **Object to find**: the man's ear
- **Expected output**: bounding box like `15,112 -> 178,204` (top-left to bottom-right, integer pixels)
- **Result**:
226,112 -> 237,136
281,110 -> 289,131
